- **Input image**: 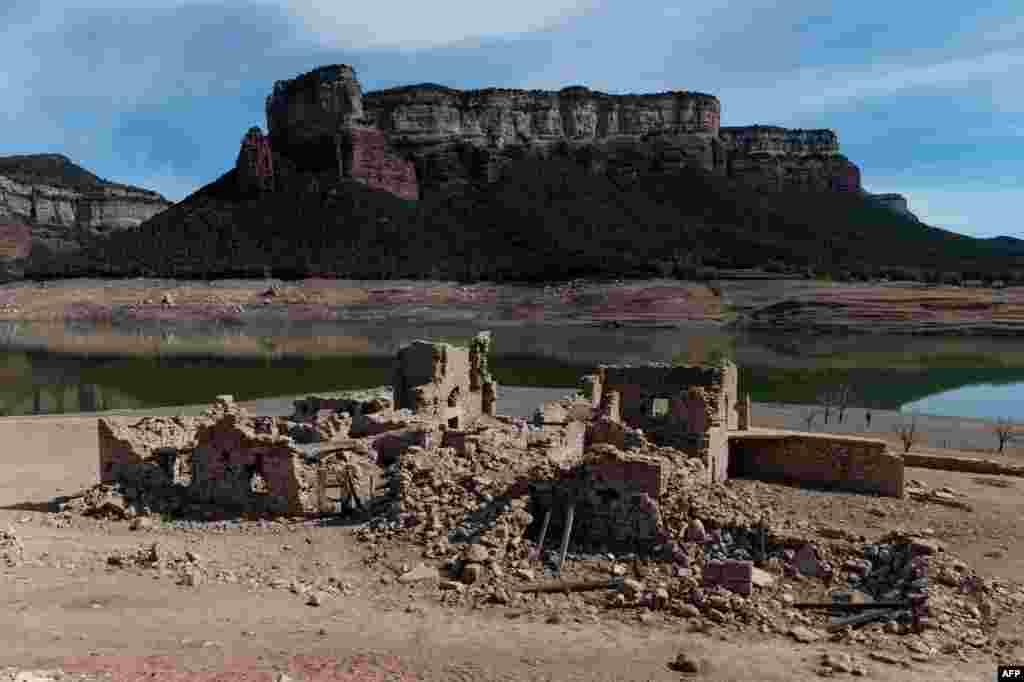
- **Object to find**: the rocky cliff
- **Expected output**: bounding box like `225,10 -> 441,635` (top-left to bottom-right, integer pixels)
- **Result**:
865,192 -> 919,222
0,154 -> 171,279
255,64 -> 859,199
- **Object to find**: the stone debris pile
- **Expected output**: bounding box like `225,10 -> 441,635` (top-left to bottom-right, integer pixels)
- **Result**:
0,526 -> 24,567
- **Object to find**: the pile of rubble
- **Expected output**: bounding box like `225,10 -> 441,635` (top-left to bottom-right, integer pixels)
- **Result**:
0,526 -> 23,567
105,542 -> 207,587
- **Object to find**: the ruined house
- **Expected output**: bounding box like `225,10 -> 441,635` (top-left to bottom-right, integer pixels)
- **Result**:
95,334 -> 903,536
96,333 -> 503,516
577,361 -> 738,482
392,331 -> 497,429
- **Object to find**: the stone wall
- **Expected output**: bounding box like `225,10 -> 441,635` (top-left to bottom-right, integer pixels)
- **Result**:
530,447 -> 664,553
189,410 -> 318,514
728,432 -> 903,497
595,361 -> 736,449
97,415 -> 208,486
392,331 -> 497,429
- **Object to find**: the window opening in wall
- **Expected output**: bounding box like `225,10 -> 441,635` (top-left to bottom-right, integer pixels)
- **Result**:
249,454 -> 270,495
157,447 -> 177,480
649,397 -> 671,418
447,386 -> 460,407
448,416 -> 460,429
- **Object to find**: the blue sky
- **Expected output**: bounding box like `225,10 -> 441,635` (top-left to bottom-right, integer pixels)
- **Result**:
2,1 -> 1021,238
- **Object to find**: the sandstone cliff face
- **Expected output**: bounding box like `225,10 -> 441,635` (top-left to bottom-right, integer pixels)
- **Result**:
0,154 -> 172,279
718,126 -> 860,193
258,65 -> 862,199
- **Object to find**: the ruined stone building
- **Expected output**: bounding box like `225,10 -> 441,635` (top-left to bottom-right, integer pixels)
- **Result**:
96,332 -> 902,548
392,331 -> 497,429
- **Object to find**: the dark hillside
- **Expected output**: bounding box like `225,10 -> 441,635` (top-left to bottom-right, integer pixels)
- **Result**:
37,160 -> 1024,282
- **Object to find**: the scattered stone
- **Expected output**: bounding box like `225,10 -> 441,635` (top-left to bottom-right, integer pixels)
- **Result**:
789,626 -> 823,643
461,562 -> 485,585
129,516 -> 154,531
868,651 -> 905,665
654,586 -> 670,610
463,544 -> 490,564
306,591 -> 325,607
685,519 -> 707,543
0,527 -> 24,567
750,566 -> 775,588
181,568 -> 204,587
622,578 -> 644,601
821,652 -> 853,673
398,563 -> 439,584
669,651 -> 703,674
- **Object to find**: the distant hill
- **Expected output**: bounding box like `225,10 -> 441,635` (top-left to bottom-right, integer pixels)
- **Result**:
0,153 -> 162,196
985,235 -> 1024,256
40,158 -> 1024,283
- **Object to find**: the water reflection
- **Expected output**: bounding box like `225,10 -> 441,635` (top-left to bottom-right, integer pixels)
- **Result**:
902,383 -> 1024,421
3,319 -> 1024,419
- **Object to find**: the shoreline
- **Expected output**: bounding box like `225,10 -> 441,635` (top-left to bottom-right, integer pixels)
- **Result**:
1,276 -> 1024,335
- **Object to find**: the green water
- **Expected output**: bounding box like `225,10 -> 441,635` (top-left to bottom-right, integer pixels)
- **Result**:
3,320 -> 1024,419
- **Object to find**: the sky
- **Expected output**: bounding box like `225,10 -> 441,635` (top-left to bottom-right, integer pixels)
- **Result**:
1,1 -> 1021,238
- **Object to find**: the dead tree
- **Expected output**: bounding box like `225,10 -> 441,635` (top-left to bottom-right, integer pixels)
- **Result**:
896,415 -> 920,453
992,417 -> 1021,455
802,409 -> 820,431
835,383 -> 856,424
816,391 -> 836,426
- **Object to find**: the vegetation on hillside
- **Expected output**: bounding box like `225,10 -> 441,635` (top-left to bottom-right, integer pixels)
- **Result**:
24,159 -> 1024,282
0,154 -> 161,195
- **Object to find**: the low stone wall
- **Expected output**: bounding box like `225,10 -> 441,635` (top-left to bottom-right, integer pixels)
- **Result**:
728,431 -> 903,497
903,453 -> 1024,478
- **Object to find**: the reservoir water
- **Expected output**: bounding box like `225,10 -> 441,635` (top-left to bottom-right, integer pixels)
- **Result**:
3,319 -> 1024,421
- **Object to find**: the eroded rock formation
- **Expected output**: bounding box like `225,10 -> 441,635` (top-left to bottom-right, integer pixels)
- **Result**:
866,192 -> 920,222
243,64 -> 862,202
0,154 -> 171,279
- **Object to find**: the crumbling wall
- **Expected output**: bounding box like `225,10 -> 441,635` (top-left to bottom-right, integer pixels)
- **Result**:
292,392 -> 391,422
728,432 -> 903,497
392,331 -> 497,428
97,415 -> 207,486
594,361 -> 736,448
530,446 -> 665,554
189,409 -> 318,514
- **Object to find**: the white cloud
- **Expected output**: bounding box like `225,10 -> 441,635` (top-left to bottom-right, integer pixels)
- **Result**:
798,49 -> 1024,110
285,0 -> 599,49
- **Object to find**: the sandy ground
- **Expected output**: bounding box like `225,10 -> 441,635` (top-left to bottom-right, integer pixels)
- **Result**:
0,398 -> 1019,680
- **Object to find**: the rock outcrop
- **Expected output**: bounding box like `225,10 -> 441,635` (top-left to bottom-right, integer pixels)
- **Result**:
865,192 -> 919,222
719,126 -> 861,193
249,64 -> 860,201
0,154 -> 171,279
